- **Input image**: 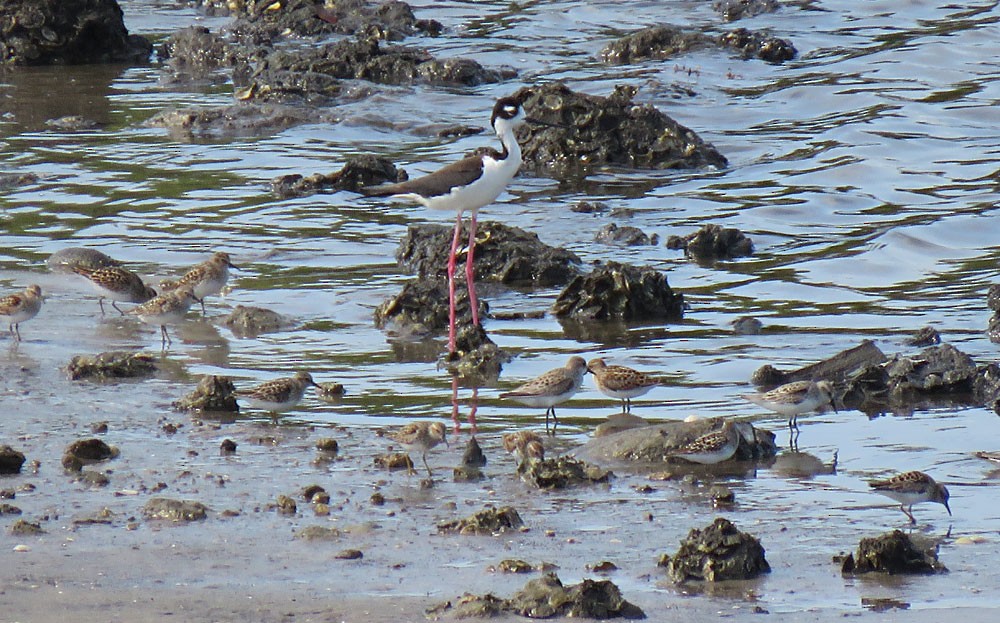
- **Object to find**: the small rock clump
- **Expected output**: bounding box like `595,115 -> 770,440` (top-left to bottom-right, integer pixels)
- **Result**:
222,305 -> 294,337
0,446 -> 27,474
713,0 -> 781,21
438,506 -> 523,536
661,517 -> 770,583
445,573 -> 645,619
374,277 -> 484,336
143,497 -> 209,522
272,155 -> 400,198
0,0 -> 152,66
666,224 -> 754,262
61,438 -> 119,472
599,24 -> 795,65
520,456 -> 612,490
595,223 -> 658,246
173,375 -> 238,412
840,530 -> 947,575
552,261 -> 684,322
144,103 -> 330,138
67,351 -> 157,381
396,222 -> 582,288
515,83 -> 727,174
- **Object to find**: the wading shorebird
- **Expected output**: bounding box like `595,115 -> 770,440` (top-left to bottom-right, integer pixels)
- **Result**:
499,356 -> 588,435
869,470 -> 951,524
0,284 -> 43,341
363,94 -> 557,355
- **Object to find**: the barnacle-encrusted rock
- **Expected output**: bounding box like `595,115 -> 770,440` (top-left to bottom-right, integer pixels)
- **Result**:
516,83 -> 726,173
445,573 -> 645,619
143,497 -> 209,522
520,456 -> 612,490
67,351 -> 157,381
222,305 -> 295,337
159,26 -> 242,84
438,506 -> 523,536
61,438 -> 119,472
172,375 -> 238,413
227,0 -> 442,41
0,0 -> 152,66
719,28 -> 796,63
0,446 -> 26,474
272,155 -> 400,198
552,261 -> 684,322
595,223 -> 658,246
666,224 -> 754,262
662,517 -> 770,582
397,222 -> 582,287
442,324 -> 510,382
841,530 -> 947,575
374,278 -> 483,335
599,24 -> 795,65
713,0 -> 781,21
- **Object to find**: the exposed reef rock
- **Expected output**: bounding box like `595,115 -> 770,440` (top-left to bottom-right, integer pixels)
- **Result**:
272,155 -> 400,197
222,305 -> 296,338
374,277 -> 483,336
515,83 -> 727,173
599,24 -> 795,65
437,506 -> 523,536
666,224 -> 754,262
596,223 -> 658,246
0,446 -> 26,474
0,0 -> 152,66
61,438 -> 119,472
519,456 -> 612,490
713,0 -> 781,21
397,222 -> 582,287
143,497 -> 209,522
226,0 -> 443,41
67,351 -> 158,381
661,517 -> 771,582
552,261 -> 684,322
840,530 -> 947,575
172,375 -> 239,413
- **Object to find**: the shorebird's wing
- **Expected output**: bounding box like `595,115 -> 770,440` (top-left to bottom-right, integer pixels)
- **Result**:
362,154 -> 485,199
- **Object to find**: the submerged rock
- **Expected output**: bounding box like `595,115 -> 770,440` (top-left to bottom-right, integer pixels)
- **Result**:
222,305 -> 295,337
0,172 -> 38,190
519,456 -> 612,490
600,24 -> 795,65
143,497 -> 209,522
144,103 -> 334,137
719,28 -> 796,63
272,155 -> 400,198
595,223 -> 658,246
666,224 -> 754,262
396,222 -> 582,287
552,261 -> 684,322
515,83 -> 727,173
713,0 -> 781,21
0,0 -> 152,66
67,351 -> 158,381
662,517 -> 770,583
841,530 -> 947,575
172,375 -> 239,413
0,446 -> 26,474
61,438 -> 119,472
47,247 -> 121,274
438,506 -> 523,536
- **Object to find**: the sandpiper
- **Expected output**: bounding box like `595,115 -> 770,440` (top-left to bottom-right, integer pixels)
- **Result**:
587,357 -> 661,412
390,421 -> 449,477
869,470 -> 951,524
502,430 -> 545,466
671,420 -> 755,465
126,287 -> 199,349
160,252 -> 236,314
238,371 -> 318,416
499,356 -> 588,435
743,380 -> 836,433
364,94 -> 555,354
0,284 -> 43,341
72,265 -> 156,315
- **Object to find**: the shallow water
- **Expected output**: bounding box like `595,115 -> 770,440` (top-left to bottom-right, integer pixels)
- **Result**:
2,0 -> 1000,620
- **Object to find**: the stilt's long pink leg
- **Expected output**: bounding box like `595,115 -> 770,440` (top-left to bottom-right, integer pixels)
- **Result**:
465,211 -> 480,327
447,212 -> 464,353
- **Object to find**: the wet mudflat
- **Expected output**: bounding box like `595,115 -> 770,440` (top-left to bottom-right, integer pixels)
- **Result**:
3,0 -> 1000,621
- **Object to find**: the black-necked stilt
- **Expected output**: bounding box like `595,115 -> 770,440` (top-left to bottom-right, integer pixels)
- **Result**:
363,94 -> 539,355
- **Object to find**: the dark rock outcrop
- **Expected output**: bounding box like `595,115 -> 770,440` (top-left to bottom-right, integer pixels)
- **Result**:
172,375 -> 239,413
515,83 -> 727,173
519,456 -> 612,490
437,506 -> 523,536
841,530 -> 947,575
552,261 -> 684,322
595,223 -> 658,246
66,351 -> 158,381
227,0 -> 443,41
272,155 -> 400,197
661,517 -> 770,582
600,24 -> 795,65
666,224 -> 754,262
0,0 -> 152,66
0,446 -> 26,474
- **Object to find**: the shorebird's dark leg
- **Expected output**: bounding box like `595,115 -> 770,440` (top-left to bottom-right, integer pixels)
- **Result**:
98,297 -> 107,315
160,325 -> 171,349
422,452 -> 432,477
624,398 -> 631,413
11,322 -> 21,341
465,211 -> 480,327
902,504 -> 916,524
446,212 -> 464,354
112,301 -> 125,316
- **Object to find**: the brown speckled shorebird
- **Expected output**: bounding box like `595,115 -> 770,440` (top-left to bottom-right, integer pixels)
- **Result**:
72,265 -> 156,315
671,420 -> 756,465
126,287 -> 199,349
160,252 -> 236,314
586,357 -> 662,413
869,470 -> 951,524
238,371 -> 318,416
500,356 -> 588,435
390,421 -> 449,477
0,284 -> 43,341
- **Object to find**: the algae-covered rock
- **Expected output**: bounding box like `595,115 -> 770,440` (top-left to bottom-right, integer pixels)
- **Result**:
67,351 -> 157,381
222,305 -> 295,337
663,517 -> 770,583
61,438 -> 119,472
272,155 -> 400,198
0,446 -> 26,474
840,530 -> 947,575
172,375 -> 238,412
438,506 -> 523,536
143,497 -> 209,522
553,261 -> 683,322
520,456 -> 612,490
666,224 -> 754,262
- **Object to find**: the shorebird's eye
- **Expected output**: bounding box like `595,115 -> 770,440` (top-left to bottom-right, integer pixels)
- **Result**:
503,105 -> 517,116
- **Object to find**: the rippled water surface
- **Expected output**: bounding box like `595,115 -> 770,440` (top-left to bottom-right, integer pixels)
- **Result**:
2,0 -> 1000,619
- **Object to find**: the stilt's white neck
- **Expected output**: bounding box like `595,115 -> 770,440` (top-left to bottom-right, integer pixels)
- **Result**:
493,114 -> 524,166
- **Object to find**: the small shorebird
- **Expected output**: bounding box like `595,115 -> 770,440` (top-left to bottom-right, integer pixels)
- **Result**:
238,371 -> 318,416
390,421 -> 449,477
671,420 -> 755,465
587,357 -> 661,412
502,430 -> 545,466
160,252 -> 236,314
364,94 -> 551,355
72,265 -> 156,315
0,284 -> 43,341
743,380 -> 836,433
126,287 -> 199,349
499,356 -> 588,435
869,470 -> 951,524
